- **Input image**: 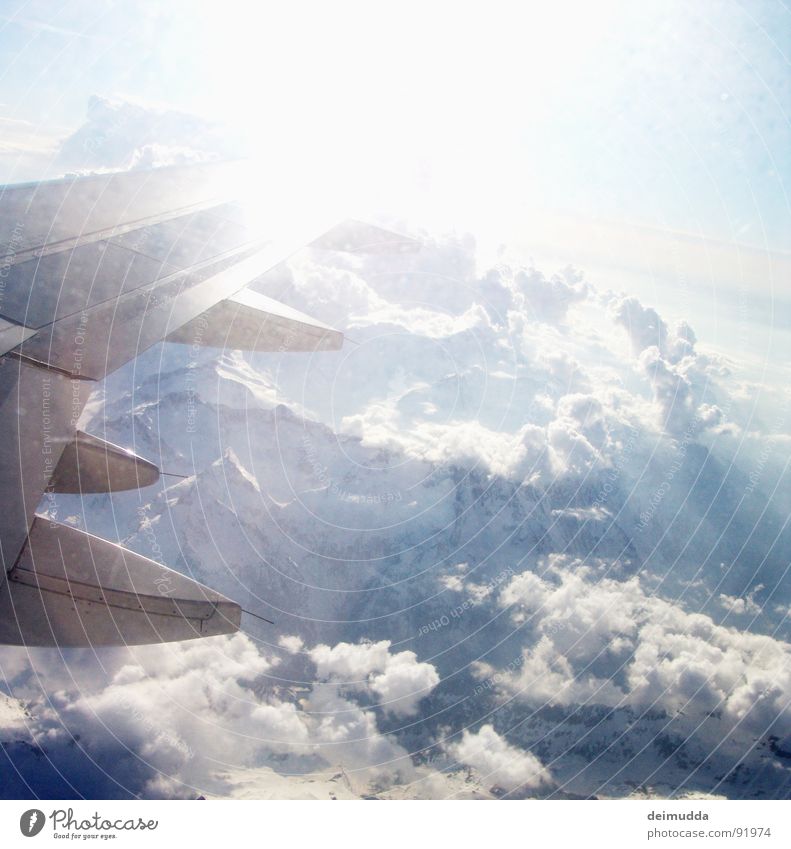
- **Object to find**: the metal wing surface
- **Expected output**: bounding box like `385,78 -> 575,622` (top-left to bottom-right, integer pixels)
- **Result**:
0,160 -> 418,647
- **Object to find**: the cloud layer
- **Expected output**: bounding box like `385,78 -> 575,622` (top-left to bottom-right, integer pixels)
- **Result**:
1,97 -> 790,798
494,556 -> 791,739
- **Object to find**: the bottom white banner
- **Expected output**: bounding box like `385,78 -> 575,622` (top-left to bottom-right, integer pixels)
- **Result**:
0,799 -> 787,848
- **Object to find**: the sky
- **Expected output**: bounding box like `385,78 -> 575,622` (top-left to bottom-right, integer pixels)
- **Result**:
0,0 -> 788,381
0,1 -> 789,240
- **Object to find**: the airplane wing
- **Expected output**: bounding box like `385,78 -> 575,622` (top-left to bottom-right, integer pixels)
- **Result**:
0,160 -> 418,647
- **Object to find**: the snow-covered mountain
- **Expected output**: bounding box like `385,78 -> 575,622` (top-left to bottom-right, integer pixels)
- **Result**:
2,234 -> 791,800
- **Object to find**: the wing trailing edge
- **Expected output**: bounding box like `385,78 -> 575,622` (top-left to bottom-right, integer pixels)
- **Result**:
0,518 -> 241,646
166,286 -> 343,352
50,431 -> 160,494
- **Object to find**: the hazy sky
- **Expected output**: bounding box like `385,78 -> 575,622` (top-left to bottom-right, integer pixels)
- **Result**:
0,0 -> 788,375
1,2 -> 788,234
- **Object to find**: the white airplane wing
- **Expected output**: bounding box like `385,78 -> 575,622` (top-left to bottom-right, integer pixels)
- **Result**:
0,160 -> 418,647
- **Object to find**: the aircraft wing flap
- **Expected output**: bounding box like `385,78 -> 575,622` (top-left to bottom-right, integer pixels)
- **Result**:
13,239 -> 301,380
0,319 -> 36,356
166,285 -> 343,352
0,518 -> 241,646
50,431 -> 160,493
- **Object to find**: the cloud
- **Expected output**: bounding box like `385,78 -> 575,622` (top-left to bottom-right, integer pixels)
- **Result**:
314,247 -> 737,479
303,687 -> 417,784
308,640 -> 440,717
278,635 -> 305,655
547,393 -> 610,475
540,349 -> 591,393
611,295 -> 670,357
0,634 -> 438,797
638,346 -> 723,436
493,558 -> 791,737
310,640 -> 393,681
440,574 -> 465,592
0,635 -> 295,797
448,725 -> 551,792
513,266 -> 588,324
55,95 -> 237,173
638,345 -> 697,435
606,293 -> 727,436
268,257 -> 389,331
369,652 -> 440,717
719,590 -> 763,617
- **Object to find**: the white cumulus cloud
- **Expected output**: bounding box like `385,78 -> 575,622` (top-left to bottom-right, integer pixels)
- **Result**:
308,639 -> 440,717
449,724 -> 551,792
